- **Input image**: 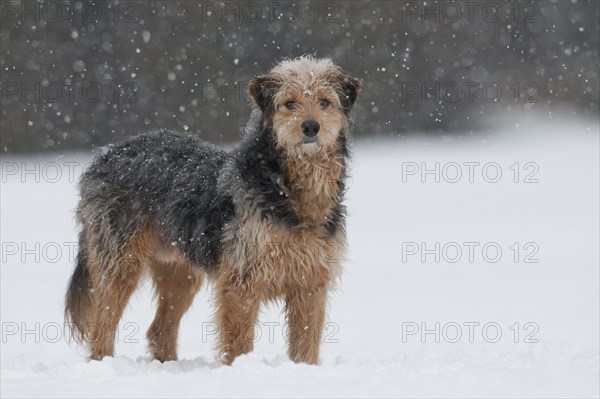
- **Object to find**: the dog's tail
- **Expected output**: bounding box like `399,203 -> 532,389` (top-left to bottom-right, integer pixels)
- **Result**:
65,232 -> 94,344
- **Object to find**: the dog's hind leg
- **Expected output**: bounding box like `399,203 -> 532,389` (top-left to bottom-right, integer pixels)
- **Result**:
88,233 -> 145,361
146,260 -> 203,362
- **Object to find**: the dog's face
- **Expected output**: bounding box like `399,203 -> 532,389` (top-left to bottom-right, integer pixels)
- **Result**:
249,57 -> 361,155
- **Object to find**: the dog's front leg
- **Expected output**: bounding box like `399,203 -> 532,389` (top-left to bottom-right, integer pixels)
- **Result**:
284,284 -> 328,365
215,270 -> 261,365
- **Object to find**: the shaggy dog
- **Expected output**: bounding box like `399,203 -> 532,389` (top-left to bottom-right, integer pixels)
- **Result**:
65,56 -> 361,365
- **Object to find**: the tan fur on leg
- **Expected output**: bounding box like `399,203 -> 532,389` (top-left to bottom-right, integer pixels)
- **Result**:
285,283 -> 328,365
147,260 -> 203,362
215,268 -> 262,365
88,235 -> 145,361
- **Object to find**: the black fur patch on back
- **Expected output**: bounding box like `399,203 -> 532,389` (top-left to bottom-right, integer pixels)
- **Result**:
79,131 -> 231,268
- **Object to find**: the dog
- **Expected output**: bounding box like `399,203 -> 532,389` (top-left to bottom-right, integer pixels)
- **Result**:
65,56 -> 361,365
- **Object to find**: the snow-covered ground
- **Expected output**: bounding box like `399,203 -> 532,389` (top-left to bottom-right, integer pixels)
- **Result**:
1,117 -> 599,398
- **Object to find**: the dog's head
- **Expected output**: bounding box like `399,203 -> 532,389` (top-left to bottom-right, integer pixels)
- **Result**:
248,56 -> 361,155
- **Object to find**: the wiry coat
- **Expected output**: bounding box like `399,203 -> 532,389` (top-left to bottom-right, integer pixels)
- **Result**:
65,56 -> 361,364
76,110 -> 348,274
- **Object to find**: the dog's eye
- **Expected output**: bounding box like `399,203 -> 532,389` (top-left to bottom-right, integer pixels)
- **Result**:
284,101 -> 296,110
320,99 -> 330,108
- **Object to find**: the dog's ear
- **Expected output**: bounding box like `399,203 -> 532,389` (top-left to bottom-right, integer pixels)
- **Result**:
248,74 -> 279,112
334,71 -> 361,114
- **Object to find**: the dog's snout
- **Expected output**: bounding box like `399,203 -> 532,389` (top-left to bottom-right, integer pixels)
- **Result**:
301,120 -> 320,137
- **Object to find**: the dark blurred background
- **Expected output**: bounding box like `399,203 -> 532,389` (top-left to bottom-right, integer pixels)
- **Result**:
1,0 -> 598,154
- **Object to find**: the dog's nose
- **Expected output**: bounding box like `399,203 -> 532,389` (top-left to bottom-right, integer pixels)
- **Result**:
301,120 -> 320,137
